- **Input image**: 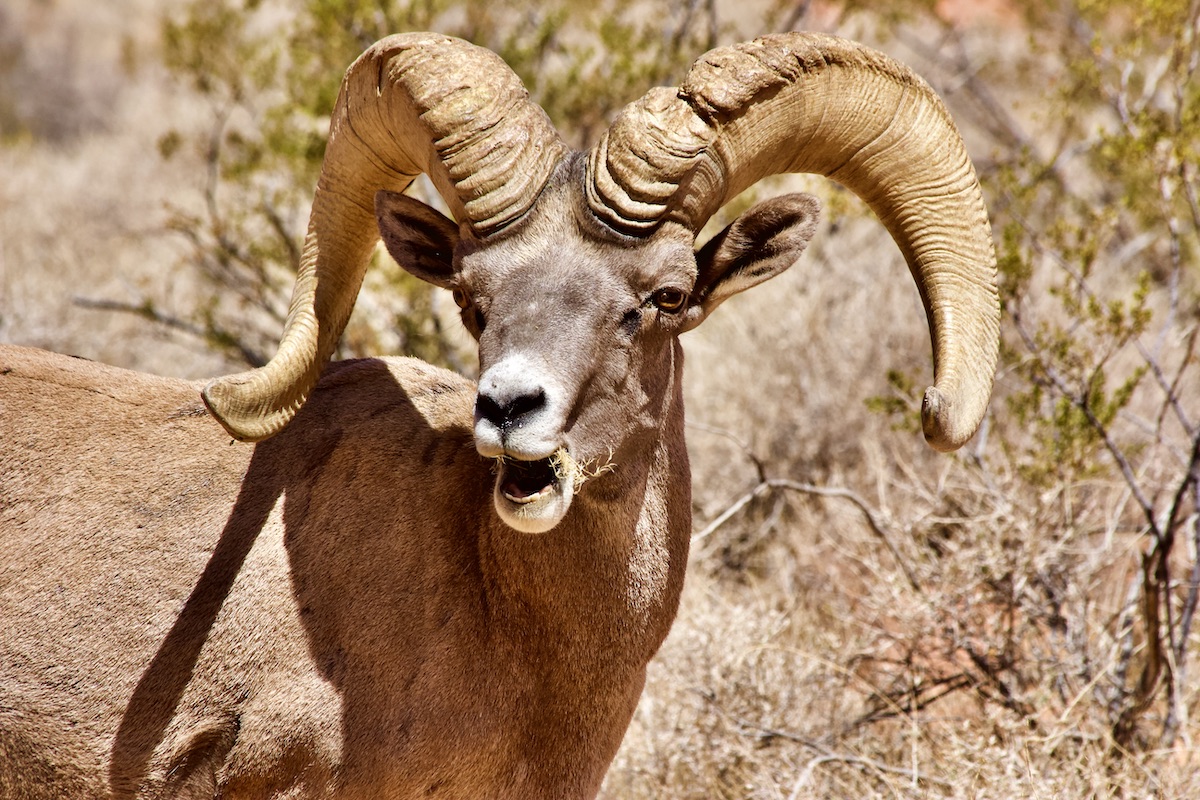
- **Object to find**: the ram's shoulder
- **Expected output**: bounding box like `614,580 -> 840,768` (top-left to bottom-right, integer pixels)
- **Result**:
306,356 -> 476,431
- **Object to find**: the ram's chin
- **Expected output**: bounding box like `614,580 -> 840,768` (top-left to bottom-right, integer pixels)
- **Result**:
492,450 -> 578,533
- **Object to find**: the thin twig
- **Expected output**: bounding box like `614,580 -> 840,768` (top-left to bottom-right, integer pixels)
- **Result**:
74,295 -> 267,367
1161,431 -> 1200,671
686,420 -> 768,482
1143,324 -> 1198,446
262,198 -> 302,275
787,750 -> 953,798
778,0 -> 812,32
699,693 -> 955,793
693,478 -> 924,595
896,25 -> 1031,155
692,482 -> 769,542
1010,306 -> 1160,538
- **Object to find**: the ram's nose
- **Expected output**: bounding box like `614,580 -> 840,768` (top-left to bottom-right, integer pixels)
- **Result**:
475,386 -> 547,433
473,356 -> 563,460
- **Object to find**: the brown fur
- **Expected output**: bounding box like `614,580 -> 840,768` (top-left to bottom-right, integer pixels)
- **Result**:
0,345 -> 689,798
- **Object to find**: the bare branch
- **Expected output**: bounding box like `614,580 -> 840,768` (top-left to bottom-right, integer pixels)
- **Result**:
778,0 -> 813,33
262,198 -> 302,275
694,477 -> 924,595
896,25 -> 1032,156
691,481 -> 769,543
73,295 -> 267,367
1143,324 -> 1198,442
696,691 -> 956,793
1010,305 -> 1160,538
685,420 -> 768,483
787,748 -> 954,796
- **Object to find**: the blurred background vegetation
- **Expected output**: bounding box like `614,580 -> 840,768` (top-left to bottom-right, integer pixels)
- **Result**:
2,0 -> 1198,796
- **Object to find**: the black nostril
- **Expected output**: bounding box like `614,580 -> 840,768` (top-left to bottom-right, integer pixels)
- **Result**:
476,394 -> 506,428
507,390 -> 545,422
476,389 -> 546,431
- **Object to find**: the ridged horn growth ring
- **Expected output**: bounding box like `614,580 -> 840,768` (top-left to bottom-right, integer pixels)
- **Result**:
374,37 -> 567,234
588,32 -> 1000,451
202,34 -> 568,442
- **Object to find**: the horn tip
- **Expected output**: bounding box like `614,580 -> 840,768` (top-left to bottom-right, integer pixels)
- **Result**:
202,374 -> 284,443
921,385 -> 979,453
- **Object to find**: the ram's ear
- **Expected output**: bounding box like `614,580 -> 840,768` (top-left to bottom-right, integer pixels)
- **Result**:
375,190 -> 461,289
683,193 -> 820,332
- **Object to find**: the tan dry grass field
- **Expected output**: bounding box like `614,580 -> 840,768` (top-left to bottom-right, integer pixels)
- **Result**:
3,0 -> 1198,797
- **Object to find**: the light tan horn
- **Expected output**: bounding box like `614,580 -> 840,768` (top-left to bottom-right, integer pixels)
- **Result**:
203,33 -> 569,442
587,32 -> 1000,451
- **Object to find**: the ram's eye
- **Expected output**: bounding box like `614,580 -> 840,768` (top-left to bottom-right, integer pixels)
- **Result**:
651,288 -> 688,313
451,287 -> 471,309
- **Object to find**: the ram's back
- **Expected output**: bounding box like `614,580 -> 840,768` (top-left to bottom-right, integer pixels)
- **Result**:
0,345 -> 491,798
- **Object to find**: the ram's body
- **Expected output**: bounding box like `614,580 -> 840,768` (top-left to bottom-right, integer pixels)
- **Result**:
0,30 -> 1000,800
0,346 -> 685,797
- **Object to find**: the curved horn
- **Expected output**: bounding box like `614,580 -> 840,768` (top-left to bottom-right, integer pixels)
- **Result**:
203,33 -> 569,441
587,33 -> 999,451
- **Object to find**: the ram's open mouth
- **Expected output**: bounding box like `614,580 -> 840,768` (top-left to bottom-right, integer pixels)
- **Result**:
498,456 -> 561,504
491,448 -> 581,533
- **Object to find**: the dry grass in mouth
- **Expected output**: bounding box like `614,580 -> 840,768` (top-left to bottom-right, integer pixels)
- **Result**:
551,447 -> 617,491
492,448 -> 617,494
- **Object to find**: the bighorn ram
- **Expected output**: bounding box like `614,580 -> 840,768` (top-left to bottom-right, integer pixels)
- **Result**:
0,32 -> 998,798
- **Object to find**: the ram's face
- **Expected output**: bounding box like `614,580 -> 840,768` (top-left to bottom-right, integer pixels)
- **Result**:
460,202 -> 698,532
376,179 -> 697,532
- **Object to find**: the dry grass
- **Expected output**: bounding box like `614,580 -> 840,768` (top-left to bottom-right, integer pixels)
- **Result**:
3,1 -> 1197,797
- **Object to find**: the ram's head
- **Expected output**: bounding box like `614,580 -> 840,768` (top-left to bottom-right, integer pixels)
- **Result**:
203,33 -> 1000,533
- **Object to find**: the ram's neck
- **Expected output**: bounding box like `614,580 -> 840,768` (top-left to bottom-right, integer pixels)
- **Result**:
480,340 -> 691,662
466,343 -> 689,796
